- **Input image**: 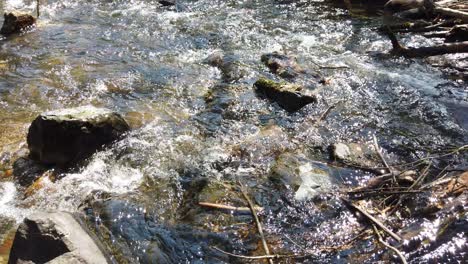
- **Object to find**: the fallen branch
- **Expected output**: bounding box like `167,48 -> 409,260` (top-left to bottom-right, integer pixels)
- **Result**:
342,198 -> 402,242
198,202 -> 263,214
383,27 -> 468,57
372,225 -> 408,264
239,182 -> 274,264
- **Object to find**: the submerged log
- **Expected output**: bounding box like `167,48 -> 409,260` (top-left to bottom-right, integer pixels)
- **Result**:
383,27 -> 468,57
0,13 -> 36,36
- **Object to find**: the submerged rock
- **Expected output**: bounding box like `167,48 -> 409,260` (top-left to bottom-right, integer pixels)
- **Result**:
12,157 -> 48,187
159,0 -> 176,6
261,52 -> 304,79
331,142 -> 382,168
81,197 -> 234,264
204,52 -> 247,83
27,106 -> 130,167
271,152 -> 336,200
254,78 -> 316,112
8,212 -> 108,264
0,13 -> 36,36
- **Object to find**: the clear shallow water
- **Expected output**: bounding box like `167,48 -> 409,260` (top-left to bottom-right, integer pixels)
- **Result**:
0,0 -> 467,263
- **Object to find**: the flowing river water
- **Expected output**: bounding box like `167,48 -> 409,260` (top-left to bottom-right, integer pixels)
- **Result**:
0,0 -> 467,263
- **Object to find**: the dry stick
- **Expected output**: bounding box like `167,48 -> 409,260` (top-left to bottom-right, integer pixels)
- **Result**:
386,163 -> 433,216
198,202 -> 263,214
36,0 -> 40,18
317,104 -> 335,123
372,224 -> 408,264
239,182 -> 274,264
409,162 -> 432,190
342,198 -> 402,242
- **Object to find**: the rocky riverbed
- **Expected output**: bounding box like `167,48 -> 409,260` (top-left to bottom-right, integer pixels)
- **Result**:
0,0 -> 467,263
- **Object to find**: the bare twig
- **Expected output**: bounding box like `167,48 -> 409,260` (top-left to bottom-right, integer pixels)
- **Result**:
409,162 -> 432,189
372,225 -> 408,264
199,202 -> 263,214
317,104 -> 335,122
373,135 -> 393,177
239,182 -> 274,264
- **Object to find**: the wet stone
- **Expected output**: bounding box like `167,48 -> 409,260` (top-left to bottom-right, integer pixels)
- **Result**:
254,78 -> 317,112
331,142 -> 382,168
271,152 -> 336,200
158,0 -> 176,6
27,106 -> 130,167
261,52 -> 304,79
445,25 -> 468,43
81,197 -> 237,264
12,157 -> 48,187
0,13 -> 36,36
8,212 -> 108,264
204,52 -> 247,83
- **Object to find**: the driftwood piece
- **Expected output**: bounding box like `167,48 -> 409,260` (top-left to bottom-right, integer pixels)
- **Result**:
0,13 -> 36,36
383,27 -> 468,57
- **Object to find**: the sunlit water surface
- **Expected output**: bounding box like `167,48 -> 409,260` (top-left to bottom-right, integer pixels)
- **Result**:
0,0 -> 467,263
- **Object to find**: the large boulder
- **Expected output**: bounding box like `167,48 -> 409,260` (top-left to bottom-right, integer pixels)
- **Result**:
27,106 -> 130,167
8,212 -> 109,264
254,78 -> 316,112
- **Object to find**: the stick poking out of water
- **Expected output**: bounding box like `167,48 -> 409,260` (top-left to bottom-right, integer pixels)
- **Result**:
239,182 -> 274,264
